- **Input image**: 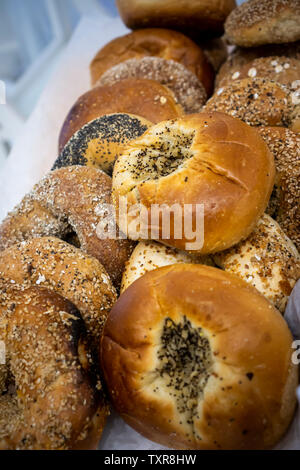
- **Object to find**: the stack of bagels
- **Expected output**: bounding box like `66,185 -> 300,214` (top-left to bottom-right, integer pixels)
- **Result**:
0,0 -> 299,451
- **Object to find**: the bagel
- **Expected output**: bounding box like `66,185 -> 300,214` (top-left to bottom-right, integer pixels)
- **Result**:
96,57 -> 207,114
0,166 -> 134,287
214,214 -> 300,313
217,56 -> 300,90
258,127 -> 300,250
205,78 -> 291,127
0,237 -> 116,345
0,287 -> 107,450
112,112 -> 275,254
121,240 -> 214,293
55,114 -> 152,175
116,0 -> 237,37
101,264 -> 298,449
216,41 -> 300,87
225,0 -> 300,47
58,80 -> 182,152
90,29 -> 214,96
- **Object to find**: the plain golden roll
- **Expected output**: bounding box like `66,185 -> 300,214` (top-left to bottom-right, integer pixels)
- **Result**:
116,0 -> 237,37
58,80 -> 183,152
90,28 -> 215,96
225,0 -> 300,47
101,264 -> 298,450
214,214 -> 300,313
112,112 -> 275,254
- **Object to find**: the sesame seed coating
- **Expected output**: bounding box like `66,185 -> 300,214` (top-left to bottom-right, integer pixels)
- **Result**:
0,287 -> 108,450
96,57 -> 207,114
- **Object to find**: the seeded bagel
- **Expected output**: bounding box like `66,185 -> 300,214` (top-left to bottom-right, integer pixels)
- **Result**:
96,57 -> 207,114
225,0 -> 300,47
55,114 -> 152,175
101,264 -> 297,449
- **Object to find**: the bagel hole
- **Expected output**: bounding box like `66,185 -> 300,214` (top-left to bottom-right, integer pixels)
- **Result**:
129,126 -> 195,182
155,316 -> 212,427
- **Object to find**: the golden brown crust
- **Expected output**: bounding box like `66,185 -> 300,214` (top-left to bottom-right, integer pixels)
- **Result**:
258,127 -> 300,250
56,114 -> 152,175
58,80 -> 182,152
225,0 -> 300,47
101,264 -> 297,449
96,57 -> 207,115
218,56 -> 300,90
0,166 -> 134,287
214,214 -> 300,313
90,28 -> 214,96
206,78 -> 291,127
116,0 -> 236,37
112,112 -> 275,254
0,287 -> 108,450
0,237 -> 116,345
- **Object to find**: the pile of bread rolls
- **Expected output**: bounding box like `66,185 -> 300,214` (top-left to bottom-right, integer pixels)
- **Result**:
0,0 -> 299,451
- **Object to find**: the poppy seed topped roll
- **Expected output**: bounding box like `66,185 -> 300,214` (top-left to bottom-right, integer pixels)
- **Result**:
54,114 -> 152,175
101,264 -> 297,449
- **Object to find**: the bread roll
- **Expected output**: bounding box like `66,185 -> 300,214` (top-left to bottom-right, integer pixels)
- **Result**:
225,0 -> 300,47
96,57 -> 207,114
214,214 -> 300,313
116,0 -> 237,37
112,112 -> 275,254
205,78 -> 291,127
90,29 -> 214,96
258,127 -> 300,251
101,264 -> 298,449
56,114 -> 151,175
121,240 -> 214,293
58,80 -> 182,152
218,56 -> 300,90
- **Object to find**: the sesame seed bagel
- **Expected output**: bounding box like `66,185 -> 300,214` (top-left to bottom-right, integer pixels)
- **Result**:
205,78 -> 292,127
58,79 -> 183,153
0,237 -> 116,345
121,240 -> 214,293
112,112 -> 275,254
101,264 -> 298,450
95,57 -> 207,115
225,0 -> 300,47
258,127 -> 300,250
214,214 -> 300,313
55,114 -> 152,175
0,287 -> 107,450
116,0 -> 237,37
90,28 -> 214,96
217,56 -> 300,90
216,41 -> 300,87
0,166 -> 134,287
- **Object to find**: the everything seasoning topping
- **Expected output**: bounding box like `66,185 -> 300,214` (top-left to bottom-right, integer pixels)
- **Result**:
156,316 -> 212,424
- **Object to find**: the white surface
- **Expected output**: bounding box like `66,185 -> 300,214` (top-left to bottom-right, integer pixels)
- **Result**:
0,15 -> 299,451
